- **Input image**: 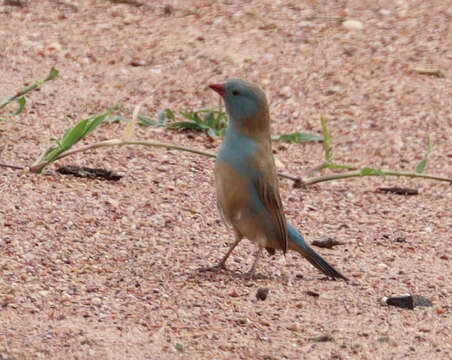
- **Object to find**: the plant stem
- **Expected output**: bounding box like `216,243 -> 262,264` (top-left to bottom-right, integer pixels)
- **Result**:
27,139 -> 452,185
302,169 -> 452,186
0,68 -> 58,110
29,139 -> 216,173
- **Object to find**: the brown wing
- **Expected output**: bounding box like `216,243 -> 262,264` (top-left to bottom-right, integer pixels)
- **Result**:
256,178 -> 288,253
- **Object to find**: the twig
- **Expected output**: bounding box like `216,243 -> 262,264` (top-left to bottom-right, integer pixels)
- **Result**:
301,16 -> 344,22
0,162 -> 25,170
412,68 -> 445,78
107,0 -> 143,6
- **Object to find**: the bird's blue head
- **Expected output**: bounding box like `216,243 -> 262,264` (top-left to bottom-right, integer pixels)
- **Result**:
209,78 -> 269,128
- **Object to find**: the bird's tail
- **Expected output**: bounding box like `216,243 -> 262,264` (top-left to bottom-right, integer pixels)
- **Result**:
287,223 -> 347,280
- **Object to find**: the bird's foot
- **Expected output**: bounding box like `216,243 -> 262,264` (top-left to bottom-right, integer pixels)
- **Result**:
198,262 -> 227,273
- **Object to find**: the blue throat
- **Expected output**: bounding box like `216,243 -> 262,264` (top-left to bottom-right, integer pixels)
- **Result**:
217,121 -> 260,175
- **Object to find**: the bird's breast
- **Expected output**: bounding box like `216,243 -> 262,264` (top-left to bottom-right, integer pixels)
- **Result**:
216,128 -> 260,177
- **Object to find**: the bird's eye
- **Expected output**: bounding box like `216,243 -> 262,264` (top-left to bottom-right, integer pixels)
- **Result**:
231,90 -> 240,96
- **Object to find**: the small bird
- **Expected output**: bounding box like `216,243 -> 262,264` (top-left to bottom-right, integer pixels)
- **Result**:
204,78 -> 347,280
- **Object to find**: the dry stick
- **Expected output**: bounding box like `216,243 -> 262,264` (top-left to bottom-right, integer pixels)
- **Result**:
0,162 -> 25,170
412,68 -> 445,78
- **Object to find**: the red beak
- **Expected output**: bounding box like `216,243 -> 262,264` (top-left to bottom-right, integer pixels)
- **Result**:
208,83 -> 226,97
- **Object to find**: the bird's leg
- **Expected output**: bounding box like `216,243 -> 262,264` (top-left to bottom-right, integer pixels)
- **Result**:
243,246 -> 263,279
199,233 -> 242,272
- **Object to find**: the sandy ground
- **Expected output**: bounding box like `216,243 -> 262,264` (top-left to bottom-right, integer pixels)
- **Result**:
0,0 -> 451,359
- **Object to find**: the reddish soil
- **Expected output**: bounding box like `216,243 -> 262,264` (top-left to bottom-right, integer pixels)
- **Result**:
0,1 -> 451,359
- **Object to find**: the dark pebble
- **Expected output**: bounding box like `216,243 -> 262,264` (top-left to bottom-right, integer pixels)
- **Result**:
256,288 -> 269,301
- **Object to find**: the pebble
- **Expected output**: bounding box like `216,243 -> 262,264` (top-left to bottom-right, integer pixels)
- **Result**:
92,297 -> 102,306
47,42 -> 62,52
325,86 -> 341,95
342,19 -> 363,31
256,288 -> 269,301
279,86 -> 291,98
298,21 -> 314,28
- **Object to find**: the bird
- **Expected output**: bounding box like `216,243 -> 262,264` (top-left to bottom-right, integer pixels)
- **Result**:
203,78 -> 347,280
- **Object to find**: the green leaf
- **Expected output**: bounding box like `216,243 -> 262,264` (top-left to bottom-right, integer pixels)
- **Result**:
13,97 -> 26,115
360,167 -> 385,176
165,109 -> 175,121
171,109 -> 228,137
138,115 -> 156,126
320,116 -> 332,162
415,159 -> 428,174
170,121 -> 203,130
156,108 -> 175,125
45,67 -> 59,81
415,136 -> 432,174
0,67 -> 58,111
181,111 -> 196,121
108,109 -> 175,127
207,128 -> 217,137
84,110 -> 112,137
157,110 -> 167,125
277,132 -> 323,143
40,108 -> 112,163
105,115 -> 130,123
61,119 -> 90,149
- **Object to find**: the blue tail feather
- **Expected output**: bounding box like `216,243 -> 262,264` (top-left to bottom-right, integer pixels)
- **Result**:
287,223 -> 347,280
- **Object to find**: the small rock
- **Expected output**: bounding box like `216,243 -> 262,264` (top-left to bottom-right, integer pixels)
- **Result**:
310,334 -> 335,342
298,21 -> 314,28
305,290 -> 320,297
279,86 -> 291,98
274,157 -> 286,170
237,318 -> 250,325
130,59 -> 147,67
4,0 -> 24,7
325,86 -> 341,95
382,294 -> 433,310
312,237 -> 344,249
174,343 -> 184,353
256,288 -> 269,301
395,237 -> 407,243
287,323 -> 299,332
378,186 -> 418,195
377,336 -> 392,343
61,293 -> 72,301
342,19 -> 363,31
47,42 -> 62,52
92,297 -> 102,306
377,263 -> 389,270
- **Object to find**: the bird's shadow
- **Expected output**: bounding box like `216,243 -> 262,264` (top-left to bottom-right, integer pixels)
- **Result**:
188,266 -> 341,283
